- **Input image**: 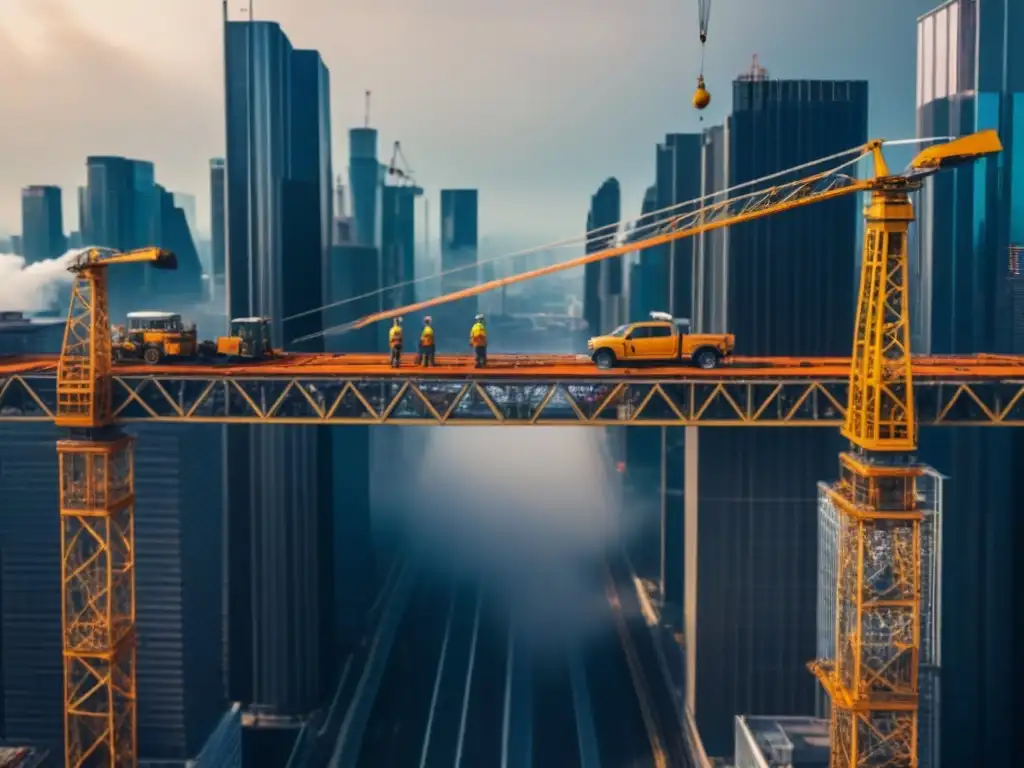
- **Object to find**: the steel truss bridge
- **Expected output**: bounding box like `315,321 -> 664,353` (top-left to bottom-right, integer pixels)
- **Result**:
1,353 -> 1023,427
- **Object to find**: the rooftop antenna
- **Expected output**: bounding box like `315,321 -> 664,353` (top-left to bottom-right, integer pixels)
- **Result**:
364,90 -> 371,127
738,53 -> 768,81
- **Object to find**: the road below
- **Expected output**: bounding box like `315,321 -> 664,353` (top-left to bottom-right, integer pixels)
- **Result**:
353,559 -> 684,767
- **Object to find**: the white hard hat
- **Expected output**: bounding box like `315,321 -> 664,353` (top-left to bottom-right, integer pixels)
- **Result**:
475,314 -> 484,321
424,316 -> 432,323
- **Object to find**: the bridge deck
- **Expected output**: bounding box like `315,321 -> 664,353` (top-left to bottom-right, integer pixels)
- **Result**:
2,353 -> 1023,379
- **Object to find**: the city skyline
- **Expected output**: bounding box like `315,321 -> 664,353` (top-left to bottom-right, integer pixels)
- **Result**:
1,0 -> 937,241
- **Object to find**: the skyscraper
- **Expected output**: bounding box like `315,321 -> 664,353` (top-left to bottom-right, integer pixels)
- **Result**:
223,15 -> 333,715
439,189 -> 479,336
210,158 -> 227,296
683,73 -> 868,759
84,155 -> 135,250
172,192 -> 198,238
914,2 -> 1024,764
381,183 -> 422,310
349,128 -> 382,249
20,186 -> 65,263
0,319 -> 64,752
583,178 -> 621,334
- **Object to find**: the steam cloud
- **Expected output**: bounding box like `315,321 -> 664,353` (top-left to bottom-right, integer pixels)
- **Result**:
0,250 -> 79,313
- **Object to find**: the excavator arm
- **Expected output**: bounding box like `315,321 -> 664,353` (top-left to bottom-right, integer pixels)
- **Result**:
57,246 -> 178,428
346,130 -> 1001,331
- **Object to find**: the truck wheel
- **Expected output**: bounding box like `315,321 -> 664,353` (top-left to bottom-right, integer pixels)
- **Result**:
143,347 -> 161,365
694,349 -> 718,369
594,349 -> 616,369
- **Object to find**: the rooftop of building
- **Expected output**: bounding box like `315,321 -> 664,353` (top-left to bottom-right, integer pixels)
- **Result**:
737,715 -> 829,767
0,310 -> 65,331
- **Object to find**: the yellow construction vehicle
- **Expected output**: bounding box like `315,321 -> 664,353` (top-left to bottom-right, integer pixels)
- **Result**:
112,311 -> 199,364
199,316 -> 274,360
587,311 -> 734,369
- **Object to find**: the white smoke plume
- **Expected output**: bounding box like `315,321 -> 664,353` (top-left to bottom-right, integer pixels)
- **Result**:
0,250 -> 78,313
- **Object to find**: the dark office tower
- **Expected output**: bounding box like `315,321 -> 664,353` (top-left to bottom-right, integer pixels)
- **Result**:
439,188 -> 479,336
915,3 -> 1024,765
210,158 -> 227,292
683,74 -> 868,759
657,134 -> 702,319
694,125 -> 728,334
325,244 -> 378,650
382,184 -> 423,309
76,186 -> 88,244
20,186 -> 65,263
583,178 -> 620,334
85,155 -> 135,250
0,317 -> 64,752
349,128 -> 382,248
8,235 -> 21,256
143,184 -> 203,304
130,424 -> 226,759
224,16 -> 331,714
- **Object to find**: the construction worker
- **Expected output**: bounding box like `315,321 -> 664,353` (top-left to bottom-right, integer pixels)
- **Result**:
418,316 -> 436,367
388,317 -> 403,367
469,313 -> 487,368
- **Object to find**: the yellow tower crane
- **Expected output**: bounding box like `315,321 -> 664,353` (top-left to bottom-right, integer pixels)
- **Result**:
348,129 -> 1002,768
55,246 -> 177,768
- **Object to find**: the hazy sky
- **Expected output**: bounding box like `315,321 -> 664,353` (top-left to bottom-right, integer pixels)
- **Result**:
0,0 -> 937,241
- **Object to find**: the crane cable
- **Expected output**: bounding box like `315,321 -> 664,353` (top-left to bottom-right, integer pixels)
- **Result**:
284,140 -> 875,329
697,0 -> 711,74
287,135 -> 954,343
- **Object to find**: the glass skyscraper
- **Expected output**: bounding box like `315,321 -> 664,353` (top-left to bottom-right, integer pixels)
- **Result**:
915,2 -> 1024,765
20,186 -> 64,263
223,16 -> 334,716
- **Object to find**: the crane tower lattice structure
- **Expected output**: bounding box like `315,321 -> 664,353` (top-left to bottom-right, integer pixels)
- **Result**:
55,247 -> 175,768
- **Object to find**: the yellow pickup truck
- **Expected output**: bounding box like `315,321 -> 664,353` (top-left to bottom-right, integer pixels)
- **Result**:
587,312 -> 735,369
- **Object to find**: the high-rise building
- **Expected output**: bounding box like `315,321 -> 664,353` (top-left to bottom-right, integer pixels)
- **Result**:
20,186 -> 65,263
583,178 -> 621,334
210,158 -> 227,294
85,155 -> 135,251
0,316 -> 64,752
683,72 -> 868,759
381,184 -> 422,310
223,15 -> 333,715
173,192 -> 198,238
914,3 -> 1024,765
694,125 -> 728,334
8,236 -> 21,256
349,128 -> 382,249
129,424 -> 227,759
76,186 -> 88,244
439,189 -> 479,336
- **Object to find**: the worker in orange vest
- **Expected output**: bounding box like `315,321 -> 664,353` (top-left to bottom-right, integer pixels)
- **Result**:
469,313 -> 487,368
418,316 -> 436,366
388,318 -> 403,367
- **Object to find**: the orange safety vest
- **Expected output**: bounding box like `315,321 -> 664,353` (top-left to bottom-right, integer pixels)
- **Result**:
389,326 -> 403,347
420,326 -> 435,345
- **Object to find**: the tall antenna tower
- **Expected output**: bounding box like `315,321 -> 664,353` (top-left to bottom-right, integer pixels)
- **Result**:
364,90 -> 371,127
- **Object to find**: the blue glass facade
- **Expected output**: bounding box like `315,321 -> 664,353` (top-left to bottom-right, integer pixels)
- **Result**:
915,2 -> 1024,763
583,177 -> 620,334
381,184 -> 422,310
438,189 -> 480,340
224,18 -> 333,714
20,186 -> 64,263
210,159 -> 227,296
349,128 -> 382,249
